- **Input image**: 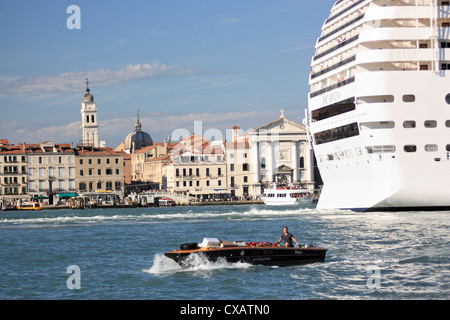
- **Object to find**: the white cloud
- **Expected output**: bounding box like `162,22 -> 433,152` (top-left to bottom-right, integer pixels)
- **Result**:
0,64 -> 205,96
1,110 -> 280,147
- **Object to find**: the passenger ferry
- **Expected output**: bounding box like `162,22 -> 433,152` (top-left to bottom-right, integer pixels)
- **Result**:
158,198 -> 176,207
17,201 -> 43,211
307,0 -> 450,211
261,183 -> 313,206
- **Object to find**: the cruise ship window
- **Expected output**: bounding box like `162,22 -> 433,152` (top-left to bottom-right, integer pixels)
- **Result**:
402,95 -> 415,103
425,144 -> 438,152
445,120 -> 450,127
446,94 -> 450,104
403,121 -> 416,128
424,120 -> 437,128
404,145 -> 417,153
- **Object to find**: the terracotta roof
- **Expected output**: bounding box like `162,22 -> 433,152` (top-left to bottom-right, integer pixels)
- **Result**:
75,147 -> 123,156
225,138 -> 250,149
146,154 -> 172,163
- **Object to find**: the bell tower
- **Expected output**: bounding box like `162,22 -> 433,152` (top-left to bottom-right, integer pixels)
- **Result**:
80,79 -> 99,147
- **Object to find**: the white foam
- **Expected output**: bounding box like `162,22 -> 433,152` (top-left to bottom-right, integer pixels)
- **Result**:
142,253 -> 252,275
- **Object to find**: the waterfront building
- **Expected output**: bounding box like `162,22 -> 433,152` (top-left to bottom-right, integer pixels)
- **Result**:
74,147 -> 124,200
0,140 -> 29,202
80,80 -> 99,148
26,141 -> 76,204
130,140 -> 176,190
144,154 -> 172,190
162,135 -> 228,200
248,110 -> 315,196
225,126 -> 252,198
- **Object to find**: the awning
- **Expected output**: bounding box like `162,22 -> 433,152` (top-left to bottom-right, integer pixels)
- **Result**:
33,196 -> 49,199
58,193 -> 78,198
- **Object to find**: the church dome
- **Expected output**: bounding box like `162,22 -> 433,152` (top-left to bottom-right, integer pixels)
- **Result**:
83,88 -> 94,102
124,111 -> 153,153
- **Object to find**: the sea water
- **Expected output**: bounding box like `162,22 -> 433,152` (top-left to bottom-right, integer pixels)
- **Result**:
0,205 -> 449,300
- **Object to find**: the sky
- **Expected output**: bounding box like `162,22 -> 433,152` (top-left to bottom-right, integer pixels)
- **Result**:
0,0 -> 332,148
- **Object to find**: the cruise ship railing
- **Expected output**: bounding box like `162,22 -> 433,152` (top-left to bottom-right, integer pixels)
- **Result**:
310,76 -> 355,98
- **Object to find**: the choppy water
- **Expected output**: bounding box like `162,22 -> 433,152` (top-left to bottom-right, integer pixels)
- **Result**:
0,204 -> 449,300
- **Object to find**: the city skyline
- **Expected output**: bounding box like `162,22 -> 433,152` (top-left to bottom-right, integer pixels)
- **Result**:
0,0 -> 332,147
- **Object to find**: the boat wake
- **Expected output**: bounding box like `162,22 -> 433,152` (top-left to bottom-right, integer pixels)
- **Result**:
142,253 -> 252,275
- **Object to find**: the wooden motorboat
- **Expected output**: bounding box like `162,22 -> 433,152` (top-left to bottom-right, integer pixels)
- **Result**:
165,238 -> 327,267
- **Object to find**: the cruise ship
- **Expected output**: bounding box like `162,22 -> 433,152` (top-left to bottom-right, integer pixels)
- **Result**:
307,0 -> 450,211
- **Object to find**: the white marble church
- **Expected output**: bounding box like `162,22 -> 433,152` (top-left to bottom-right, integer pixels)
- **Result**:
248,110 -> 315,197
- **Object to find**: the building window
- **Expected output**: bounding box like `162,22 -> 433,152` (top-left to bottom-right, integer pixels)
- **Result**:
230,164 -> 234,172
79,183 -> 86,191
243,163 -> 249,171
261,157 -> 266,169
80,169 -> 84,176
106,169 -> 112,175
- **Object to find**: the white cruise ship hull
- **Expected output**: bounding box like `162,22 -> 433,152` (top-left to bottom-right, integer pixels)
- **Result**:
308,1 -> 450,211
262,197 -> 313,206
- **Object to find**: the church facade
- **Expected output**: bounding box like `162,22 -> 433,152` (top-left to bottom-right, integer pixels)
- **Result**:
247,110 -> 315,197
